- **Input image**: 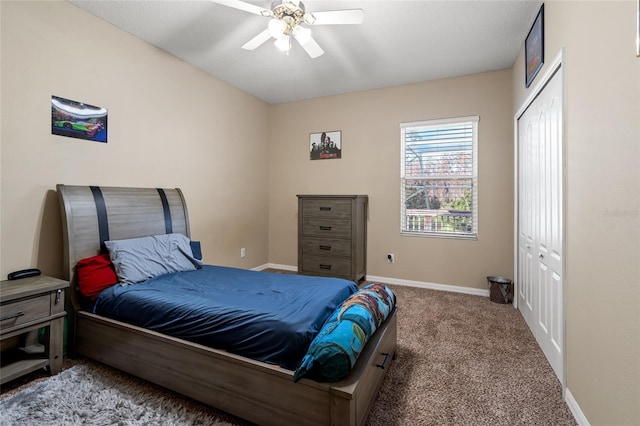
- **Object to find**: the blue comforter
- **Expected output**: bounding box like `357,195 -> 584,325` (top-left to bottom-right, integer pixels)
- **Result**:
93,265 -> 358,370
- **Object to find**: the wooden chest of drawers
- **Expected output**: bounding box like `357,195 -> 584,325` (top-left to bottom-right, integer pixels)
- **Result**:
297,195 -> 368,282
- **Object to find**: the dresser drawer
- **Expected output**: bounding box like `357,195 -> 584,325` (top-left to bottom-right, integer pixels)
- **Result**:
302,199 -> 352,219
302,255 -> 352,277
302,218 -> 351,238
0,294 -> 50,331
301,237 -> 351,257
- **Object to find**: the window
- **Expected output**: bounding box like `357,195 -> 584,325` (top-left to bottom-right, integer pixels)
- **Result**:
400,116 -> 478,239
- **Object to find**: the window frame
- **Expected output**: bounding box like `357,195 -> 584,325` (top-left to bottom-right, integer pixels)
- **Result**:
400,115 -> 479,240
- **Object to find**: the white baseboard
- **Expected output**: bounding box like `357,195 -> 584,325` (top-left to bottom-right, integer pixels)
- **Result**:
366,274 -> 490,297
565,388 -> 590,426
253,263 -> 297,272
254,264 -> 490,297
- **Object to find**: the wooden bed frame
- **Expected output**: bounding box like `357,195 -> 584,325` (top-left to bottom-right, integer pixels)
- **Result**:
57,184 -> 397,426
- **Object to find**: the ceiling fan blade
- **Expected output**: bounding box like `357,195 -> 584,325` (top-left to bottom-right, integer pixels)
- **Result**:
305,9 -> 364,25
209,0 -> 272,17
242,29 -> 272,50
294,32 -> 324,59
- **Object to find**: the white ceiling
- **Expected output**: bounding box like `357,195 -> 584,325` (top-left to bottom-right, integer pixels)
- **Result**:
70,0 -> 542,104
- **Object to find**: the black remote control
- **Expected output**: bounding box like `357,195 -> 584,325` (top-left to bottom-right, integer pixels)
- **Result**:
7,268 -> 41,280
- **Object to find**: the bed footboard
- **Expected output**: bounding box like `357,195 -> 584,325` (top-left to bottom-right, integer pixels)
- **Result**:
74,308 -> 397,426
330,308 -> 398,425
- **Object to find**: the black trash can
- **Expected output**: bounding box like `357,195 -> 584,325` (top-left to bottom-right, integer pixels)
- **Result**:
487,276 -> 512,304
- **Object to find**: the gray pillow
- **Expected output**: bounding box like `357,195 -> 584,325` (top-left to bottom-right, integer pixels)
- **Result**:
105,233 -> 203,285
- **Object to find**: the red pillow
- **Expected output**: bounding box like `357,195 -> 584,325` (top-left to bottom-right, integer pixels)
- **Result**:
77,254 -> 118,300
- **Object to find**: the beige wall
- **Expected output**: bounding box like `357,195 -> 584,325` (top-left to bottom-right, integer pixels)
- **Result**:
3,1 -> 639,424
0,1 -> 270,278
512,1 -> 640,424
268,70 -> 514,289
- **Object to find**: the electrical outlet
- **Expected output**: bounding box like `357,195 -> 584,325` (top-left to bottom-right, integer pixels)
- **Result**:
387,253 -> 395,264
240,248 -> 246,258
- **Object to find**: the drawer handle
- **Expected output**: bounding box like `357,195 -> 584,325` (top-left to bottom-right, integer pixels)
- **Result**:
0,312 -> 24,322
319,245 -> 332,251
376,352 -> 391,369
56,289 -> 62,304
319,264 -> 332,270
319,206 -> 332,211
319,226 -> 332,231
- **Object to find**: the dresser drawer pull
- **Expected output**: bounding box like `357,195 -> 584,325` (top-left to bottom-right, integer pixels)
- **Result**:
0,312 -> 25,322
319,226 -> 332,231
319,206 -> 332,211
319,245 -> 332,251
56,289 -> 62,304
319,264 -> 332,270
376,352 -> 391,370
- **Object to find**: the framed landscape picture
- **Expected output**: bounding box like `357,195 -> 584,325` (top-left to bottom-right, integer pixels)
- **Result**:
525,4 -> 544,88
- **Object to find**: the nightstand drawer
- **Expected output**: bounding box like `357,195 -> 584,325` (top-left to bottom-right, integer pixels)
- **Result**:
301,237 -> 351,257
0,294 -> 50,331
302,218 -> 351,237
302,255 -> 351,277
302,199 -> 352,219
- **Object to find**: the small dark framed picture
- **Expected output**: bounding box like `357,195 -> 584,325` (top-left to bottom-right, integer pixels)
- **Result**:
525,4 -> 544,88
310,131 -> 342,160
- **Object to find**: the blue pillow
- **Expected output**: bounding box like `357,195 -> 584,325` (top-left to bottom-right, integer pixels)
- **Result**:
293,283 -> 395,383
105,233 -> 203,285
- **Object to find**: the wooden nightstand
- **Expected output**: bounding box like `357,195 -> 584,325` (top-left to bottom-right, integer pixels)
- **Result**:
0,275 -> 69,385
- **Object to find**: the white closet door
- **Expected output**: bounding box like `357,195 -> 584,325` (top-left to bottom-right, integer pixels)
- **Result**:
517,66 -> 564,384
518,108 -> 537,330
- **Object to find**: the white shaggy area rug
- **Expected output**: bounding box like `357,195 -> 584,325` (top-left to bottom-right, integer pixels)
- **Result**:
0,363 -> 238,425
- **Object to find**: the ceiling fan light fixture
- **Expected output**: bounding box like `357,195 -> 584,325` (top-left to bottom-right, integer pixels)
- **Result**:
268,18 -> 287,38
274,35 -> 291,52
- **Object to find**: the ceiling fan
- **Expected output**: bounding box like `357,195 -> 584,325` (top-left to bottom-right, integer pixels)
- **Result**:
211,0 -> 364,58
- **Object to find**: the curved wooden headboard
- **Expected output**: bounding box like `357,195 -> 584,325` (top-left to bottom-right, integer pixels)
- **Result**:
56,184 -> 190,302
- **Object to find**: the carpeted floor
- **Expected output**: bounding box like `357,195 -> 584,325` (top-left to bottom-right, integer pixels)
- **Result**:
0,282 -> 576,425
368,284 -> 575,425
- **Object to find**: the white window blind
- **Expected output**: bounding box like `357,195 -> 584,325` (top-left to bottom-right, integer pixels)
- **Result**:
400,116 -> 478,238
